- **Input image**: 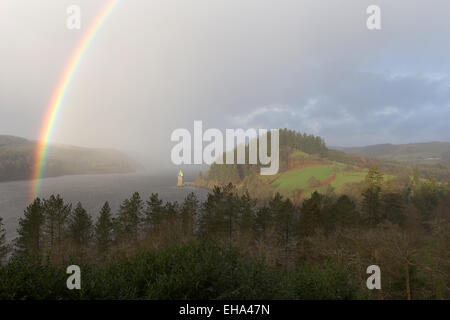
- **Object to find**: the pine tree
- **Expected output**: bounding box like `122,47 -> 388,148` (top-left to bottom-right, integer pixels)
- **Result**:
144,193 -> 165,230
362,166 -> 384,225
382,191 -> 405,226
115,192 -> 143,241
43,195 -> 71,250
270,192 -> 297,248
299,191 -> 324,236
164,201 -> 179,221
68,202 -> 93,248
180,192 -> 198,235
15,198 -> 44,258
221,183 -> 240,246
254,205 -> 273,240
238,191 -> 256,239
326,195 -> 359,231
412,175 -> 440,220
95,202 -> 113,252
199,183 -> 239,245
0,216 -> 8,264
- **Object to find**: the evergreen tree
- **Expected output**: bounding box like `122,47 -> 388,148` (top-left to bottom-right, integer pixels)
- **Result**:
299,191 -> 324,236
68,202 -> 93,248
180,192 -> 199,235
238,190 -> 256,239
361,166 -> 384,225
15,198 -> 44,258
199,183 -> 239,245
222,184 -> 240,246
269,192 -> 297,249
325,195 -> 359,232
382,191 -> 406,226
254,205 -> 273,240
95,202 -> 113,252
115,192 -> 143,241
0,216 -> 8,264
412,175 -> 440,220
144,193 -> 165,230
164,201 -> 179,221
43,195 -> 71,250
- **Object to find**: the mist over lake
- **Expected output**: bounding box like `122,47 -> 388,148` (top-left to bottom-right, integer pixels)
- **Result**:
0,173 -> 209,242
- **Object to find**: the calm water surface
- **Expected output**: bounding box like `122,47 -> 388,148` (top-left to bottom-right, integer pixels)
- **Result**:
0,173 -> 209,241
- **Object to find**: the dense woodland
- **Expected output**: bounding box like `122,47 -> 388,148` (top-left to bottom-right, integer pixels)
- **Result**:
0,135 -> 137,182
0,165 -> 449,299
204,129 -> 329,183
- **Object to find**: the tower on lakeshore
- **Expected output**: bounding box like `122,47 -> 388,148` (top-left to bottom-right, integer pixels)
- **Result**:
177,169 -> 184,187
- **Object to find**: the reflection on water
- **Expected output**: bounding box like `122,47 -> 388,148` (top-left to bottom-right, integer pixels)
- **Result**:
0,173 -> 209,241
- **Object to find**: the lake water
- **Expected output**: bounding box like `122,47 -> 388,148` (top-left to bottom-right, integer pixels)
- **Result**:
0,173 -> 210,242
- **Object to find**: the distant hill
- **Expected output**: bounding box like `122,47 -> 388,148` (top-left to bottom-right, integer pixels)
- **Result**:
339,142 -> 450,163
0,135 -> 139,182
195,130 -> 450,201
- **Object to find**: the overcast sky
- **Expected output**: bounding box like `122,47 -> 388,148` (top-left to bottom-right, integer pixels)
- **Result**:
1,0 -> 450,170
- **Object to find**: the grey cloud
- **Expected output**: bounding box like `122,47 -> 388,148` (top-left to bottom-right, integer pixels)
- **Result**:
229,69 -> 450,146
1,0 -> 450,169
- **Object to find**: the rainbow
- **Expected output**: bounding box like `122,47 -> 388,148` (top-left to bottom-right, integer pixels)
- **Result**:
31,0 -> 121,199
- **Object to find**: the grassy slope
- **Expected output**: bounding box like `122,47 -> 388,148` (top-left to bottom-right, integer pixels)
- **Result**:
199,137 -> 450,199
260,161 -> 394,199
253,145 -> 440,198
200,147 -> 398,200
271,165 -> 335,190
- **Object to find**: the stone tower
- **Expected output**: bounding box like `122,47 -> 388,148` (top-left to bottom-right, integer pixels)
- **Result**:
177,169 -> 184,187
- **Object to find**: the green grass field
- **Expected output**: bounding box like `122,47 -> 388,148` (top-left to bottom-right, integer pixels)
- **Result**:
329,171 -> 367,189
267,162 -> 376,197
271,165 -> 335,190
257,161 -> 396,199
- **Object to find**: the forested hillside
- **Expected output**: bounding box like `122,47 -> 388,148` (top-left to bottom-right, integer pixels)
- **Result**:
195,129 -> 450,201
0,135 -> 138,182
